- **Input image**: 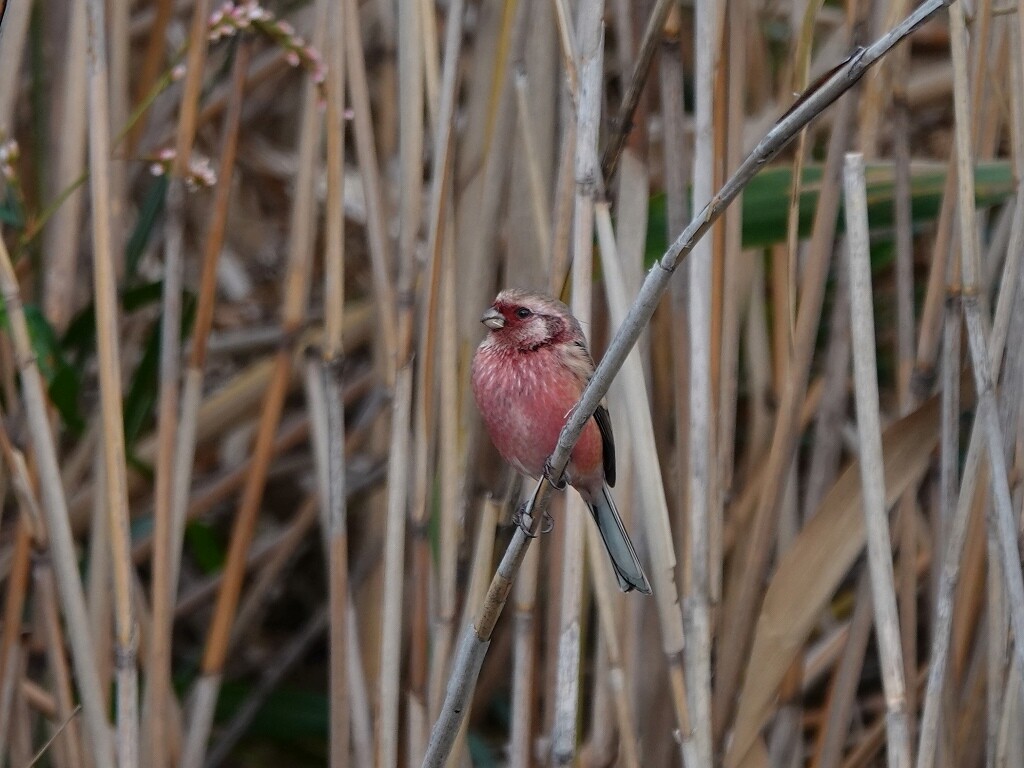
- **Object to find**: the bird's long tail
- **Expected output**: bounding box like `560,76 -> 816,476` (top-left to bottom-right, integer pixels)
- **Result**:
587,486 -> 652,594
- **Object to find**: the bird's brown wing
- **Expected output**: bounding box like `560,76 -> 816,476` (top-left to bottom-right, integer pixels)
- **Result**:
593,404 -> 616,487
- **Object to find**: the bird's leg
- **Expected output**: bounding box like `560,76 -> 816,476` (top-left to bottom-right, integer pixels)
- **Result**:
512,502 -> 555,537
543,458 -> 567,490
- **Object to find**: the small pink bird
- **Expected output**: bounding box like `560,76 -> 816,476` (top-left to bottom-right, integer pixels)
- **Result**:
471,288 -> 651,594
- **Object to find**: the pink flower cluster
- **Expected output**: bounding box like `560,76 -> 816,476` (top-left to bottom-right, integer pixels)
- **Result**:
207,1 -> 326,89
148,147 -> 218,190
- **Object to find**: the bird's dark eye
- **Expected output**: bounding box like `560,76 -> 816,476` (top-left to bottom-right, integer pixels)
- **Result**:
516,307 -> 532,319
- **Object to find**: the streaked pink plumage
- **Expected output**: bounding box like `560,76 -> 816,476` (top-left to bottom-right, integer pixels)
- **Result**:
471,289 -> 651,594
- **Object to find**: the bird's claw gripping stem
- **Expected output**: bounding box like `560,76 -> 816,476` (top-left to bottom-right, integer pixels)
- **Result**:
512,502 -> 554,537
544,459 -> 567,490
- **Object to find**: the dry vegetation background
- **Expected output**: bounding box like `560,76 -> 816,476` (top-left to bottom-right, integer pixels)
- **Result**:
0,0 -> 1021,765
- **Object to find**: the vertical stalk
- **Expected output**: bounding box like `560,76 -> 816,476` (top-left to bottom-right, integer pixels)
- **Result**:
322,4 -> 349,764
552,3 -> 601,761
843,152 -> 912,768
83,0 -> 138,760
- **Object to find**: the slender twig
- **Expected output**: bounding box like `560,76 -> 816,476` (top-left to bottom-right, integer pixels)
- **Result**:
422,3 -> 948,763
843,152 -> 911,768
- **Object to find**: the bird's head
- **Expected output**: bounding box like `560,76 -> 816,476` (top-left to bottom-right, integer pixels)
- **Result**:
480,289 -> 579,352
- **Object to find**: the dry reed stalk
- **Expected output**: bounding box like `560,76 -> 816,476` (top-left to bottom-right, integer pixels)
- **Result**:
181,5 -> 328,764
378,367 -> 414,767
344,599 -> 374,767
784,0 -> 827,350
716,0 -> 749,584
84,0 -> 140,758
428,213 -> 461,722
43,4 -> 87,334
658,9 -> 691,627
888,31 -> 920,747
688,0 -> 725,756
342,0 -> 397,376
550,0 -> 579,104
551,4 -> 601,761
108,0 -> 129,280
596,204 -> 695,764
0,237 -> 112,765
508,495 -> 541,768
843,152 -> 912,767
427,5 -> 947,762
376,0 -> 424,757
715,88 -> 855,734
320,6 -> 349,765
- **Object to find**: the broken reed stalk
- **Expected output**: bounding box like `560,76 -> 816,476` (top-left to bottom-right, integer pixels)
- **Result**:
181,5 -> 328,765
320,4 -> 349,765
843,152 -> 911,768
0,235 -> 112,766
84,0 -> 139,761
421,2 -> 948,763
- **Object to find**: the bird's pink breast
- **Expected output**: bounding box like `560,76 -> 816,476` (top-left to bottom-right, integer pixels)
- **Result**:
471,343 -> 605,496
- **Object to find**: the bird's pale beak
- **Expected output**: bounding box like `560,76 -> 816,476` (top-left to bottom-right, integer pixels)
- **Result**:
481,307 -> 505,330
